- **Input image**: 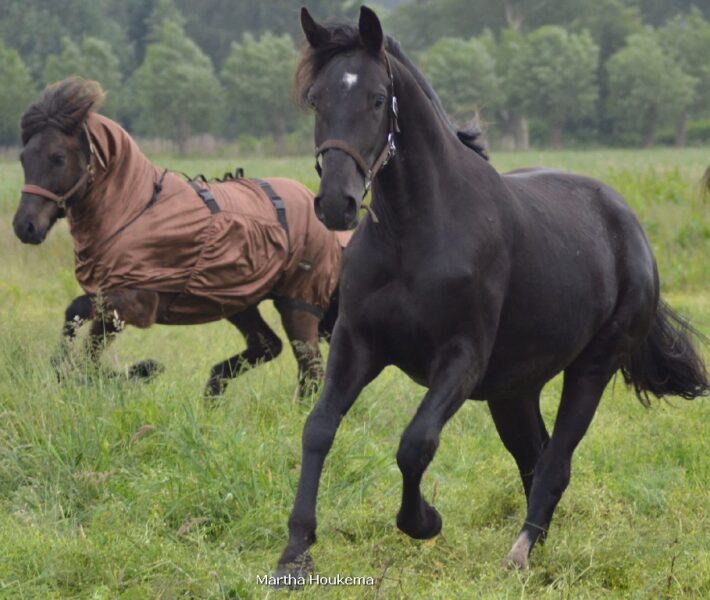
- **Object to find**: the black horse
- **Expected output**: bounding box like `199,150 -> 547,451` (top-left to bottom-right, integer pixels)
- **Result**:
275,6 -> 708,578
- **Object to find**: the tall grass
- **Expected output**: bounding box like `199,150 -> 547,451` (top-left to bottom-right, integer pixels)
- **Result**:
0,149 -> 708,597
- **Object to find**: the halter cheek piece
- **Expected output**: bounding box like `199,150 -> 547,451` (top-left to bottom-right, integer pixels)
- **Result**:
21,122 -> 107,210
314,51 -> 401,222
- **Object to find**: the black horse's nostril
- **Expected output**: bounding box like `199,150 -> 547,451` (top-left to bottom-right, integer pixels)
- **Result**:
314,196 -> 325,221
25,221 -> 36,236
344,195 -> 358,225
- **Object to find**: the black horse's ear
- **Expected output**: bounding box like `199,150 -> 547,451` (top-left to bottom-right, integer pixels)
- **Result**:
301,7 -> 330,48
359,6 -> 384,54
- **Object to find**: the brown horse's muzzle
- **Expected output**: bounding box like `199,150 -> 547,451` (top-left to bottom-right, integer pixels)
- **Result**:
13,193 -> 62,244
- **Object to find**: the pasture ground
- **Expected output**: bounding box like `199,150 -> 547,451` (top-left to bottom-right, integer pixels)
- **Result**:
0,148 -> 708,598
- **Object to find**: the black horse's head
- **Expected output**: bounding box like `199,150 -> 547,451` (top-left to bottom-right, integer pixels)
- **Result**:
297,6 -> 396,230
13,78 -> 104,244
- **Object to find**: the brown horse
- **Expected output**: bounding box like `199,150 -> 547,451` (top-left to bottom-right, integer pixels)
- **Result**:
13,78 -> 347,398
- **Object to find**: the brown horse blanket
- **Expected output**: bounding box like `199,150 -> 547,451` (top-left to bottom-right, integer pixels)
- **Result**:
69,113 -> 348,324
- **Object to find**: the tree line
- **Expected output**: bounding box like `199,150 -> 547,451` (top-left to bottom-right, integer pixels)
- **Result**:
0,0 -> 708,150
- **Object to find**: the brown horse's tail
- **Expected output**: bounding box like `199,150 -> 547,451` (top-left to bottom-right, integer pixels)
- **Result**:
621,301 -> 709,406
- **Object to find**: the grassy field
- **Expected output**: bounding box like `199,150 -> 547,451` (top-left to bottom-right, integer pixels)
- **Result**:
0,148 -> 708,598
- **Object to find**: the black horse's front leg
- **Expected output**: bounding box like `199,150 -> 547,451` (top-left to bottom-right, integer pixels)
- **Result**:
275,324 -> 382,584
395,339 -> 479,540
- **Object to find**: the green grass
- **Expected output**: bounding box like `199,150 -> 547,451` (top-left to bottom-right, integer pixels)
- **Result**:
0,148 -> 708,598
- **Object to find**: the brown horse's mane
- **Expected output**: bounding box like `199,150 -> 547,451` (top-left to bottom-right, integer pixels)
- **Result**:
21,77 -> 105,145
293,22 -> 488,160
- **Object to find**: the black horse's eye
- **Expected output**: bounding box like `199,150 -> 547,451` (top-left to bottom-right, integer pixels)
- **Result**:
50,153 -> 66,166
374,95 -> 386,109
306,95 -> 317,110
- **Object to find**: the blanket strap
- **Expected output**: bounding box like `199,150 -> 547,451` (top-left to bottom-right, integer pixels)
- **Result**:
254,179 -> 290,252
189,180 -> 221,214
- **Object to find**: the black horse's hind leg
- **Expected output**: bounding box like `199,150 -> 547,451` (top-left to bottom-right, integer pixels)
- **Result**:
396,340 -> 478,540
279,306 -> 323,398
204,306 -> 283,398
488,390 -> 549,502
276,325 -> 382,582
505,365 -> 616,570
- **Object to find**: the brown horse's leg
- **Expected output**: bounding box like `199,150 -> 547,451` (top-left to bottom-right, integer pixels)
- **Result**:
204,306 -> 283,398
85,289 -> 163,380
51,294 -> 96,376
278,305 -> 323,399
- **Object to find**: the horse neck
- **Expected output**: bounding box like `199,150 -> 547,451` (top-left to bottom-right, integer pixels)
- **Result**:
67,121 -> 157,243
370,61 -> 482,236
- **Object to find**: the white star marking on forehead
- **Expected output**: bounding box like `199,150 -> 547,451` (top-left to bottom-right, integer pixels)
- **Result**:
342,72 -> 358,89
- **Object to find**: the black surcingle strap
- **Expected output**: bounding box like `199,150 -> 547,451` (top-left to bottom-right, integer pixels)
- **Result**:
254,178 -> 290,252
189,179 -> 221,214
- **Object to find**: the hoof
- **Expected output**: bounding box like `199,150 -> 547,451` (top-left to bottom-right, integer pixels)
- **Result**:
272,553 -> 314,590
502,550 -> 529,571
397,503 -> 442,540
128,359 -> 164,381
503,532 -> 532,570
203,376 -> 228,404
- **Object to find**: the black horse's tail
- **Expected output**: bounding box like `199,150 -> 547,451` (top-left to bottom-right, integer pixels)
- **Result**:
622,300 -> 709,406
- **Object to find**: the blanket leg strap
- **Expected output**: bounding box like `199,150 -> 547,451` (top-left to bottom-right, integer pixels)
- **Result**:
273,296 -> 324,320
254,178 -> 290,252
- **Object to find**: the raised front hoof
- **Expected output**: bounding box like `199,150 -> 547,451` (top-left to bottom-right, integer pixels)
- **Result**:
396,504 -> 442,540
128,359 -> 165,381
502,550 -> 529,571
272,553 -> 315,590
203,376 -> 228,405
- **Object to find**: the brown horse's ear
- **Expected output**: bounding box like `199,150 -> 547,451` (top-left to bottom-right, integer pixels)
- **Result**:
301,7 -> 330,48
359,6 -> 384,54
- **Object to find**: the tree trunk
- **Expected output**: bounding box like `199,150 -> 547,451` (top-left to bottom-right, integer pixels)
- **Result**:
514,115 -> 529,151
643,107 -> 657,148
272,115 -> 287,154
674,110 -> 688,147
176,115 -> 190,155
550,123 -> 563,148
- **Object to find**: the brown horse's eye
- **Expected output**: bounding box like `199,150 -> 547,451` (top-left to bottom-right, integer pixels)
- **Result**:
306,94 -> 317,110
50,153 -> 66,166
374,95 -> 386,109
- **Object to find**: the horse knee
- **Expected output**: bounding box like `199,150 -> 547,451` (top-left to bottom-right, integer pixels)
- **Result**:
302,407 -> 338,456
397,426 -> 439,477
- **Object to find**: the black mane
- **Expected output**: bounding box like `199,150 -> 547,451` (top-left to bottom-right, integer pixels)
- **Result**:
294,23 -> 488,160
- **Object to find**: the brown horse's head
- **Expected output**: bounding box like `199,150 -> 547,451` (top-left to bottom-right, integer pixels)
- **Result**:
13,78 -> 104,244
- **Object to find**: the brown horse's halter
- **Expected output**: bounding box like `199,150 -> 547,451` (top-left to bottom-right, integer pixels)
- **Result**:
314,51 -> 401,223
21,122 -> 107,210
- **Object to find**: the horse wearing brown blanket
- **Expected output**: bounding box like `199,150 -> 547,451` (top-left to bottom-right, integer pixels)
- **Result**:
13,78 -> 348,398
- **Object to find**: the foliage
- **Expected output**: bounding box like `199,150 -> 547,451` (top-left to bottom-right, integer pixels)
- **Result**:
0,41 -> 36,145
1,0 -> 710,148
607,31 -> 697,146
509,26 -> 599,145
42,36 -> 123,118
221,32 -> 299,143
419,36 -> 502,124
133,17 -> 224,152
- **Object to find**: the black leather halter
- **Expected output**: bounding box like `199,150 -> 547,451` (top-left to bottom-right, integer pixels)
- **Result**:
314,51 -> 401,195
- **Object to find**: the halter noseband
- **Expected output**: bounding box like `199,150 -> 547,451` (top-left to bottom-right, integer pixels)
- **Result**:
21,122 -> 106,210
314,51 -> 401,199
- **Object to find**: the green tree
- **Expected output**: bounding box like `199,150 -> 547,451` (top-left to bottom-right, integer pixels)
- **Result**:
607,31 -> 697,147
509,26 -> 599,147
0,41 -> 36,145
43,36 -> 123,119
419,37 -> 502,125
659,8 -> 710,145
221,32 -> 298,145
133,16 -> 224,153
